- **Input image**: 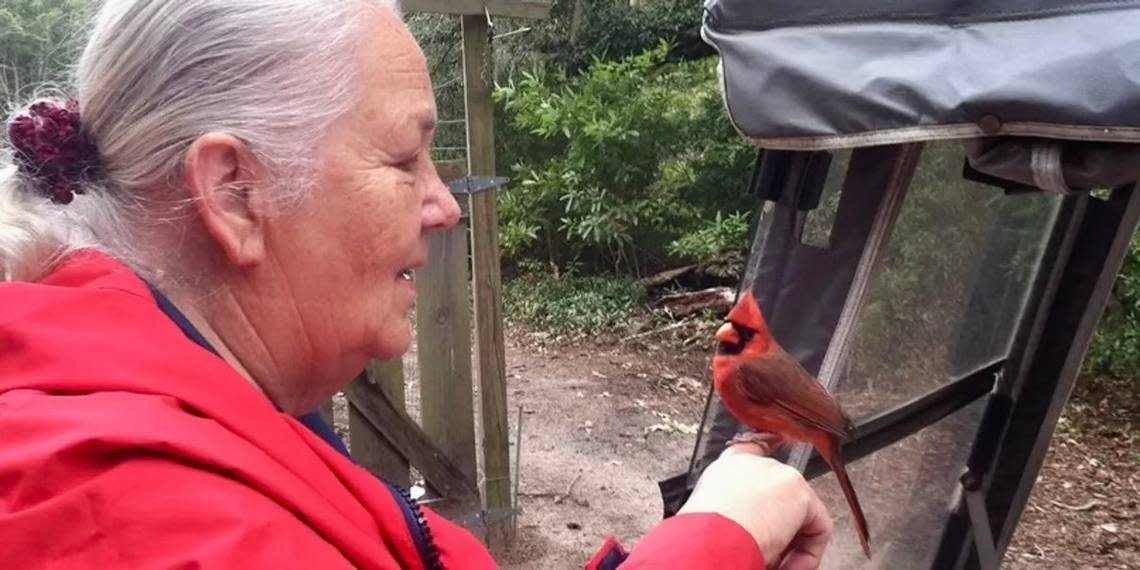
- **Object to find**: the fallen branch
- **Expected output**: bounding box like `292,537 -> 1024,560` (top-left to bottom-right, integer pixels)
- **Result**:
654,286 -> 734,317
637,265 -> 696,288
1049,499 -> 1103,511
554,474 -> 583,505
520,473 -> 586,506
622,320 -> 691,343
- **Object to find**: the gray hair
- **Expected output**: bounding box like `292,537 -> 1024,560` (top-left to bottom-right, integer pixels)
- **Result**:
0,0 -> 399,283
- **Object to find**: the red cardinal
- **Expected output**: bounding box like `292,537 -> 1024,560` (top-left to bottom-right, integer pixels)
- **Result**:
712,290 -> 871,558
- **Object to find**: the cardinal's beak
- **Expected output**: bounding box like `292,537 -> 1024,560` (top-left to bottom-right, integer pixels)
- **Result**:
716,322 -> 739,345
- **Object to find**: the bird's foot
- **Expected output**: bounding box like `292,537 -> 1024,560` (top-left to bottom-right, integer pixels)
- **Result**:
727,432 -> 784,455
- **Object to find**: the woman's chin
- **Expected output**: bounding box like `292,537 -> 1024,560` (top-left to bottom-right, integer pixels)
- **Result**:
369,325 -> 413,361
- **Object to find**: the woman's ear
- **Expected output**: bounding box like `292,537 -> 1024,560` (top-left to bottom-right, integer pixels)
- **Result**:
183,133 -> 269,267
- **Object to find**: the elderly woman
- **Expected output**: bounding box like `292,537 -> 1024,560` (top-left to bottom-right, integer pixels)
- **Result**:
0,1 -> 833,568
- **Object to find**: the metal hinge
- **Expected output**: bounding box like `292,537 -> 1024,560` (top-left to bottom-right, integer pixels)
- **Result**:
447,175 -> 510,195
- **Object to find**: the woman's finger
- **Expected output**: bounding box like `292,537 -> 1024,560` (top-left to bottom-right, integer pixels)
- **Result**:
778,489 -> 833,570
720,440 -> 771,458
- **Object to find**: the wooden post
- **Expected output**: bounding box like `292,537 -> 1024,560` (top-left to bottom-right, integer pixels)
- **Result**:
462,13 -> 513,547
348,360 -> 411,486
416,213 -> 478,496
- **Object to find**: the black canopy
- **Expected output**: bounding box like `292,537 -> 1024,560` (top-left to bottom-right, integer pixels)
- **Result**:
702,0 -> 1140,150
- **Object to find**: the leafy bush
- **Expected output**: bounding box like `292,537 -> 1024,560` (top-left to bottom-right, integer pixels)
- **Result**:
496,0 -> 705,74
503,262 -> 645,335
0,0 -> 90,110
494,43 -> 755,275
1086,232 -> 1140,377
411,0 -> 707,164
667,211 -> 751,278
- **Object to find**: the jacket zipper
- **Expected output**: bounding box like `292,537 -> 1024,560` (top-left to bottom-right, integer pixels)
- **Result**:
386,482 -> 442,570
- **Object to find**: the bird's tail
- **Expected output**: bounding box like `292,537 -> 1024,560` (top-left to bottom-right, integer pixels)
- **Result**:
824,445 -> 871,559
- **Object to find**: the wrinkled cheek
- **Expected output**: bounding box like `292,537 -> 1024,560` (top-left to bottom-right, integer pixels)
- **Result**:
351,256 -> 386,287
343,224 -> 387,275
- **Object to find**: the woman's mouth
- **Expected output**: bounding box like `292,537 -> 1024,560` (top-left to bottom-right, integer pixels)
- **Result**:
398,268 -> 414,282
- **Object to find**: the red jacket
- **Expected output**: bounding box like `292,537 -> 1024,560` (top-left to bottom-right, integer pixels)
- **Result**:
0,252 -> 763,569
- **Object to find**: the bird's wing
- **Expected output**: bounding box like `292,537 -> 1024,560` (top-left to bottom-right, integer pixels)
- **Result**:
734,354 -> 851,439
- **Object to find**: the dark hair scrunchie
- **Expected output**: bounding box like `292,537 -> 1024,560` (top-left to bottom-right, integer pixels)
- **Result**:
7,98 -> 101,204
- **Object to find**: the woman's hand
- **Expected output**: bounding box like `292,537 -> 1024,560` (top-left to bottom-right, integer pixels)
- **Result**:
678,443 -> 832,569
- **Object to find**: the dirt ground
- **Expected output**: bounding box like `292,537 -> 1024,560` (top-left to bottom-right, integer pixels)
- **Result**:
1003,375 -> 1140,570
494,330 -> 710,569
480,331 -> 1139,569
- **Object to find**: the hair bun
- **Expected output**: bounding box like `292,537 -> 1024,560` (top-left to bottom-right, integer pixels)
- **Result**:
8,98 -> 101,204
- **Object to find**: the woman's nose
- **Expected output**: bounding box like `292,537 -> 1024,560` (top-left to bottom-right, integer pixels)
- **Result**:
422,172 -> 461,232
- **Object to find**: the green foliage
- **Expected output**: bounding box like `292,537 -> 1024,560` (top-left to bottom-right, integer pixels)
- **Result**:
667,211 -> 750,278
494,43 -> 754,274
498,0 -> 704,74
0,0 -> 91,110
503,261 -> 645,335
410,0 -> 705,162
1086,232 -> 1140,377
